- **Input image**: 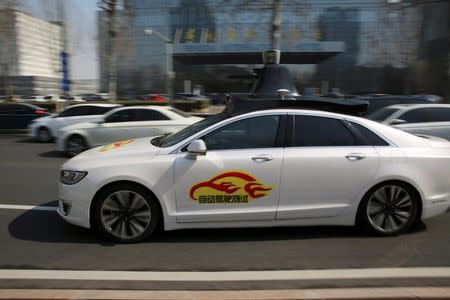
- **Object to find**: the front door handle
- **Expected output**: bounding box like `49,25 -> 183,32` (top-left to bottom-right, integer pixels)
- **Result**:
345,153 -> 366,161
251,155 -> 273,162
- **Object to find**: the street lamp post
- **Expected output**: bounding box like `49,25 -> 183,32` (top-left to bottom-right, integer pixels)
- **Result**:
144,28 -> 174,104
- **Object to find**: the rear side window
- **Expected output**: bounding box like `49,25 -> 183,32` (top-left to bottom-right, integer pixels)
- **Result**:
400,109 -> 428,123
105,109 -> 136,123
134,109 -> 170,121
423,107 -> 450,122
349,122 -> 389,146
0,104 -> 32,114
293,115 -> 356,147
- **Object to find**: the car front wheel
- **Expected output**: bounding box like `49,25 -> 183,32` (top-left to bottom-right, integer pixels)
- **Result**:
93,184 -> 160,243
358,182 -> 420,236
37,127 -> 52,143
66,135 -> 87,157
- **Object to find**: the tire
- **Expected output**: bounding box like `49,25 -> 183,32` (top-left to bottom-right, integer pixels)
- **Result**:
93,184 -> 161,243
65,135 -> 87,157
37,127 -> 52,143
357,182 -> 420,236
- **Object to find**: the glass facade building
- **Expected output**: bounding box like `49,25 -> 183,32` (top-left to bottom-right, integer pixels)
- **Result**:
98,0 -> 449,97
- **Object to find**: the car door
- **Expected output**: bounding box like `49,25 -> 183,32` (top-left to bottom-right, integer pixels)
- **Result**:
89,109 -> 137,145
277,114 -> 380,220
174,113 -> 286,223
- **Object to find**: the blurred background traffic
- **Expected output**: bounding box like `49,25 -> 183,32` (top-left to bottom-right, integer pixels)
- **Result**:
0,0 -> 449,150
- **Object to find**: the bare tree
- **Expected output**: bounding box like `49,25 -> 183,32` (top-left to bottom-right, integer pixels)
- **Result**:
0,0 -> 19,101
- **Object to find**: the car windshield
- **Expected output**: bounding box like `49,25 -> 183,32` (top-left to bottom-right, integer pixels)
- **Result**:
151,113 -> 229,148
368,107 -> 399,121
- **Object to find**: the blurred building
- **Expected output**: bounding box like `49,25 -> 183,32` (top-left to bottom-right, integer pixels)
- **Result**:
0,10 -> 62,94
98,0 -> 448,97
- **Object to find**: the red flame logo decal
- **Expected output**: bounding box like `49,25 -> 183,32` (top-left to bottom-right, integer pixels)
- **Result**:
189,171 -> 272,201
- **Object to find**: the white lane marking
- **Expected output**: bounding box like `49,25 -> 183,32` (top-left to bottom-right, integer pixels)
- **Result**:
1,267 -> 450,282
0,204 -> 57,211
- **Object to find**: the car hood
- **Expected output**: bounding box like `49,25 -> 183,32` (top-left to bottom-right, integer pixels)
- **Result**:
63,137 -> 161,169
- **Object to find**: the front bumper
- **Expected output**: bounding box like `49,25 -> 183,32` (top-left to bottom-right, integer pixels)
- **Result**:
57,177 -> 97,229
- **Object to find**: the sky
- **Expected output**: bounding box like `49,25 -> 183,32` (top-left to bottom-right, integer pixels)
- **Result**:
21,0 -> 98,80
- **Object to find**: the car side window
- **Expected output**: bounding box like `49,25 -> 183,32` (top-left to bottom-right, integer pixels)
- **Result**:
202,115 -> 280,150
293,115 -> 356,147
349,122 -> 389,146
400,109 -> 429,123
424,107 -> 450,122
104,109 -> 136,123
58,107 -> 83,117
134,109 -> 170,121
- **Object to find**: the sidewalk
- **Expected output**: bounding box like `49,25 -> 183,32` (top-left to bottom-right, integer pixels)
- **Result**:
1,287 -> 450,299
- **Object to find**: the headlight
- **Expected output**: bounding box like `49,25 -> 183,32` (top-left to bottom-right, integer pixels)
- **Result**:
60,170 -> 88,185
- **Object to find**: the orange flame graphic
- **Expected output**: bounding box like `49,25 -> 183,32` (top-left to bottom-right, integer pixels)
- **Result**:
189,171 -> 272,201
98,140 -> 133,152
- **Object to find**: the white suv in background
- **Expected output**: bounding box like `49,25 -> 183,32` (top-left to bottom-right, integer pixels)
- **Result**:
368,104 -> 450,140
29,104 -> 121,142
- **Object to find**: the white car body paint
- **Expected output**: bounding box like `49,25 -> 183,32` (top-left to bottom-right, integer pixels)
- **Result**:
29,104 -> 120,140
58,109 -> 450,231
56,106 -> 202,152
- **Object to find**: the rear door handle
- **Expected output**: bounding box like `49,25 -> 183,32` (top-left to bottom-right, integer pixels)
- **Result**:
345,153 -> 366,161
251,155 -> 273,162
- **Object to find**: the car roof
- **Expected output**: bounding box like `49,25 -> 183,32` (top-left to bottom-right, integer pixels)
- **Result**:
387,103 -> 450,110
69,103 -> 120,108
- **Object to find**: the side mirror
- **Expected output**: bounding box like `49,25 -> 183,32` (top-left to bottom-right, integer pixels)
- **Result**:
187,139 -> 207,157
390,119 -> 406,125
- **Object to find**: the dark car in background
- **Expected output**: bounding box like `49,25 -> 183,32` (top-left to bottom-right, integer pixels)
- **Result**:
0,103 -> 49,129
175,93 -> 210,102
355,95 -> 433,115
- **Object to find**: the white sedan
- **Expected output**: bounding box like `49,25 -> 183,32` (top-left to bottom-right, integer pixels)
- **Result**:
56,106 -> 202,156
29,104 -> 120,142
369,104 -> 450,140
58,108 -> 450,243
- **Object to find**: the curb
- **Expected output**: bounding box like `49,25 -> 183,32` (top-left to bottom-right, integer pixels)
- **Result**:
0,287 -> 450,299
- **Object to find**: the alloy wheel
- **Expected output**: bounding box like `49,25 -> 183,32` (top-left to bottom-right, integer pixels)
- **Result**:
100,190 -> 152,240
67,136 -> 86,156
366,185 -> 413,234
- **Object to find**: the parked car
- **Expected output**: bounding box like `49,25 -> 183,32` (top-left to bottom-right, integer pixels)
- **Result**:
57,106 -> 202,156
0,103 -> 49,129
57,108 -> 450,242
141,94 -> 168,102
175,93 -> 210,102
354,95 -> 432,115
368,104 -> 450,140
81,94 -> 104,101
29,104 -> 120,142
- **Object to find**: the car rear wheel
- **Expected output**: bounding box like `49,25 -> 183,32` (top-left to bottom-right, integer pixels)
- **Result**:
358,182 -> 420,236
93,184 -> 160,243
66,135 -> 87,157
37,127 -> 52,143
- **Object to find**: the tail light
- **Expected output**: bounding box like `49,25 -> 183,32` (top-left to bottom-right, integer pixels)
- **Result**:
35,109 -> 46,115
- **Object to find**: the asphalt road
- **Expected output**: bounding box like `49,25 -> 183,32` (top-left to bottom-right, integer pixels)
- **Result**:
1,134 -> 450,290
